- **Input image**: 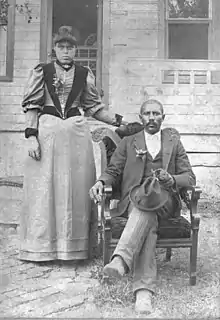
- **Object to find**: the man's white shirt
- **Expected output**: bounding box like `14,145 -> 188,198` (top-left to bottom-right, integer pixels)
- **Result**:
144,129 -> 161,159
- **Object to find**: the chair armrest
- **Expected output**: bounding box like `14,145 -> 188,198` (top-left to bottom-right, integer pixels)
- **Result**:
104,184 -> 113,199
187,186 -> 202,230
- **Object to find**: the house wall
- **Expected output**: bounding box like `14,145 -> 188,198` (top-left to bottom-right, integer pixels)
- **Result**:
108,0 -> 220,198
0,0 -> 219,225
0,0 -> 41,223
0,0 -> 41,175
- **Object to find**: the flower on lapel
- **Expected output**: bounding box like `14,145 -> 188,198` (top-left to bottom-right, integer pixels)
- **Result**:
52,74 -> 64,94
135,147 -> 147,159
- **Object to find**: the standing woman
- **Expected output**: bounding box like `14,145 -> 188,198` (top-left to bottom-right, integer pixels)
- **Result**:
20,26 -> 124,262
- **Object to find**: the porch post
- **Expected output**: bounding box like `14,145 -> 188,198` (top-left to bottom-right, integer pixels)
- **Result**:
96,0 -> 103,93
40,0 -> 53,63
102,0 -> 110,108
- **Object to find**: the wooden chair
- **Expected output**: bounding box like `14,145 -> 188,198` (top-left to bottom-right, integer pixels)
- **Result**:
92,127 -> 202,285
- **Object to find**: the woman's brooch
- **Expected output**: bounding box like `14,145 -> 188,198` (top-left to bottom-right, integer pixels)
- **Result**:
52,74 -> 64,94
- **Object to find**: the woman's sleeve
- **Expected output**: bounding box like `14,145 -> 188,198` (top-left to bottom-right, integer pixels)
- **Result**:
81,68 -> 104,117
25,109 -> 38,129
22,64 -> 45,113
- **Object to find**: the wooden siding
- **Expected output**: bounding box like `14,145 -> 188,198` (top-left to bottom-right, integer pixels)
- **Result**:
108,0 -> 220,198
0,0 -> 41,131
0,0 -> 41,183
0,0 -> 41,223
0,0 -> 219,224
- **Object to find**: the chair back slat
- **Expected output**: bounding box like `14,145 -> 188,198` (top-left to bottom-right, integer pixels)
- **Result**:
92,127 -> 121,173
91,127 -> 121,145
99,141 -> 108,173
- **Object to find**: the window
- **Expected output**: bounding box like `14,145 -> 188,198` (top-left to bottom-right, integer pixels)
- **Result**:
52,0 -> 98,77
166,0 -> 212,59
0,0 -> 15,81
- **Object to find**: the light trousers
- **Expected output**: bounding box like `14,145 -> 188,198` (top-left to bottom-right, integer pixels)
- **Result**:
112,196 -> 174,294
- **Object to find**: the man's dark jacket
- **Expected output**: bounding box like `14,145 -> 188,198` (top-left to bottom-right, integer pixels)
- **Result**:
98,128 -> 196,217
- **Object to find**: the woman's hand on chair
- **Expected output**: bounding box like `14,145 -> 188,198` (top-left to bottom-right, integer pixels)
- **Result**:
120,120 -> 129,126
89,181 -> 104,203
28,136 -> 41,161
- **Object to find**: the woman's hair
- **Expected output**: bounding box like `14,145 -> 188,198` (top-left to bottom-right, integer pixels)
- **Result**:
53,26 -> 77,47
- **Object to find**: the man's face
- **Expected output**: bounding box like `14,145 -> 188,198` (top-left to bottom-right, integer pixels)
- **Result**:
139,102 -> 165,134
54,41 -> 76,64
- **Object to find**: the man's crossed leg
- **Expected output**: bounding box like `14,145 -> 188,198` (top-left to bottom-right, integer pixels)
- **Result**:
103,205 -> 158,314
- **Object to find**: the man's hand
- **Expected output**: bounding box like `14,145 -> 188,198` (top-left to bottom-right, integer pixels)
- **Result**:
28,136 -> 41,161
89,181 -> 104,203
155,169 -> 174,188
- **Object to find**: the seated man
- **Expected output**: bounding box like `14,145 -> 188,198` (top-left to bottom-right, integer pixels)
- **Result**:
89,99 -> 196,314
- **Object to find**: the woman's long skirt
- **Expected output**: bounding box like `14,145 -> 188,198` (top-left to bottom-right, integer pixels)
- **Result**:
19,114 -> 97,261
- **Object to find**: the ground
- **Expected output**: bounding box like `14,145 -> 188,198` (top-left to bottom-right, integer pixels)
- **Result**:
0,200 -> 219,318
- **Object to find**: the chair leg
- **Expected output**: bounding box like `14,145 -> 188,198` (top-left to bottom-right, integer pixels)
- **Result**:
165,248 -> 172,261
98,223 -> 103,257
88,203 -> 98,260
190,229 -> 199,285
103,222 -> 112,266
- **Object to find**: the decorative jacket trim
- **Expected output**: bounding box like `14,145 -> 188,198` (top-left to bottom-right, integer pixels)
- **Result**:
42,62 -> 88,118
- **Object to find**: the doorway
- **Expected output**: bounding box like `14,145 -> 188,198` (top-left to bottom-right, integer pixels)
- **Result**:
40,0 -> 103,92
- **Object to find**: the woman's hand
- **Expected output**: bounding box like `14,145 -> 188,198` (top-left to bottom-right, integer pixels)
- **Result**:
120,120 -> 129,126
28,136 -> 41,161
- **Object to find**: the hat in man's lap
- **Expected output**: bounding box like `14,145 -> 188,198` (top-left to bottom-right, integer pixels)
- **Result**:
129,176 -> 169,212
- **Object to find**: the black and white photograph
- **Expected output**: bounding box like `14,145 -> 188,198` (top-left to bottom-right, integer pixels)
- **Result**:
0,0 -> 219,318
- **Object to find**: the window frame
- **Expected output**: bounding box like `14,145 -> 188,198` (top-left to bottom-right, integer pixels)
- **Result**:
0,0 -> 15,82
164,0 -> 213,60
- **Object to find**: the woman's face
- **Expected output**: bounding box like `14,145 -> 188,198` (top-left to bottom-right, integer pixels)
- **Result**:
54,41 -> 76,64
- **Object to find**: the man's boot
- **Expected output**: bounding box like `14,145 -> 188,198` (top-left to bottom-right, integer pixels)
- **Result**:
135,289 -> 153,314
103,255 -> 126,279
